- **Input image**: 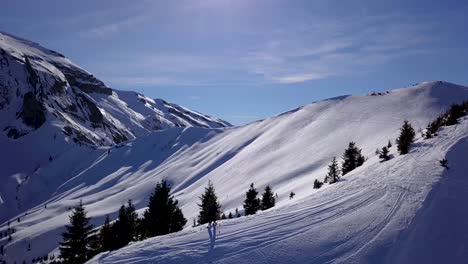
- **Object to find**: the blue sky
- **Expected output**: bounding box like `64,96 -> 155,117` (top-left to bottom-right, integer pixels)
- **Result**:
1,0 -> 468,125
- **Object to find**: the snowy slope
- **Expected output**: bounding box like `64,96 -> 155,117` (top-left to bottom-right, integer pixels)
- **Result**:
1,77 -> 467,263
0,31 -> 230,146
89,117 -> 468,264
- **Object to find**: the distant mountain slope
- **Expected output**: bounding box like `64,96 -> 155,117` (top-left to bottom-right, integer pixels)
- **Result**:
0,31 -> 230,146
1,78 -> 467,263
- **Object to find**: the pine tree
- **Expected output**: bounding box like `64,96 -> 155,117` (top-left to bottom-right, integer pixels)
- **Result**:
341,142 -> 365,175
169,205 -> 186,233
261,185 -> 275,210
113,200 -> 138,249
387,140 -> 392,148
244,183 -> 261,215
440,159 -> 449,169
313,179 -> 323,189
424,123 -> 433,139
446,103 -> 465,125
221,213 -> 227,220
59,201 -> 96,264
228,212 -> 233,219
325,157 -> 340,184
141,180 -> 186,238
98,215 -> 115,252
235,208 -> 240,218
197,181 -> 221,225
396,120 -> 416,155
379,146 -> 391,162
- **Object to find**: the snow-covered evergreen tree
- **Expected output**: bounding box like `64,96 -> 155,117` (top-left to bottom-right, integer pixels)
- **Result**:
379,146 -> 391,162
313,179 -> 323,189
113,200 -> 138,249
59,201 -> 96,264
261,185 -> 275,210
98,215 -> 115,252
396,120 -> 416,155
325,157 -> 340,184
244,183 -> 261,215
341,142 -> 365,175
197,181 -> 222,224
141,180 -> 186,238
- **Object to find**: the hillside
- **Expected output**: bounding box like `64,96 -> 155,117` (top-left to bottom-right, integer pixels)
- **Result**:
0,78 -> 467,263
89,117 -> 468,264
1,32 -> 468,264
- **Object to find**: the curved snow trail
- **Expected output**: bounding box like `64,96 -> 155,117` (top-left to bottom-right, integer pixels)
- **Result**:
89,119 -> 468,264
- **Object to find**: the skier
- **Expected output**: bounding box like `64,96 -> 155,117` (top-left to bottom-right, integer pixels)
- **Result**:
207,221 -> 217,250
207,221 -> 213,242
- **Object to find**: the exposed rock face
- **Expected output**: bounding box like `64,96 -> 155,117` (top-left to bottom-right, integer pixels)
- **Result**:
20,92 -> 46,129
0,31 -> 231,146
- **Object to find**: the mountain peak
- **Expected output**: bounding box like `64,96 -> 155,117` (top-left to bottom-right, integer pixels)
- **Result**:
0,31 -> 230,146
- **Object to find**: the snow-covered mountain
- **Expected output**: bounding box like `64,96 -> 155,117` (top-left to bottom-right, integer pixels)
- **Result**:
1,32 -> 468,264
0,31 -> 230,146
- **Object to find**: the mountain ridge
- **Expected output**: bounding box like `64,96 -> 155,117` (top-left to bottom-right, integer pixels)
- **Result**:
0,31 -> 230,147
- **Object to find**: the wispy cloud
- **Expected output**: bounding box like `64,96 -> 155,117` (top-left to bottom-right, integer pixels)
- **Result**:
81,15 -> 148,39
80,5 -> 436,87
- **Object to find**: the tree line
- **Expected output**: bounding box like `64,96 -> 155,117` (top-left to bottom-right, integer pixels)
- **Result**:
314,119 -> 418,189
56,180 -> 277,263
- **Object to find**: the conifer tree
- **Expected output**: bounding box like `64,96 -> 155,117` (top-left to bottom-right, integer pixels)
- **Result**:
341,142 -> 365,175
59,201 -> 96,264
379,146 -> 391,162
221,213 -> 227,220
228,212 -> 233,219
141,180 -> 186,238
98,215 -> 115,252
113,200 -> 138,249
260,185 -> 275,210
169,205 -> 186,233
396,120 -> 416,155
387,140 -> 392,148
313,179 -> 323,189
244,183 -> 261,215
197,181 -> 221,225
446,103 -> 465,125
289,191 -> 296,199
325,157 -> 340,184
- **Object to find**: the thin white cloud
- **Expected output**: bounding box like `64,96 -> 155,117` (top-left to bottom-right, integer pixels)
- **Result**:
83,7 -> 436,86
274,73 -> 329,84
